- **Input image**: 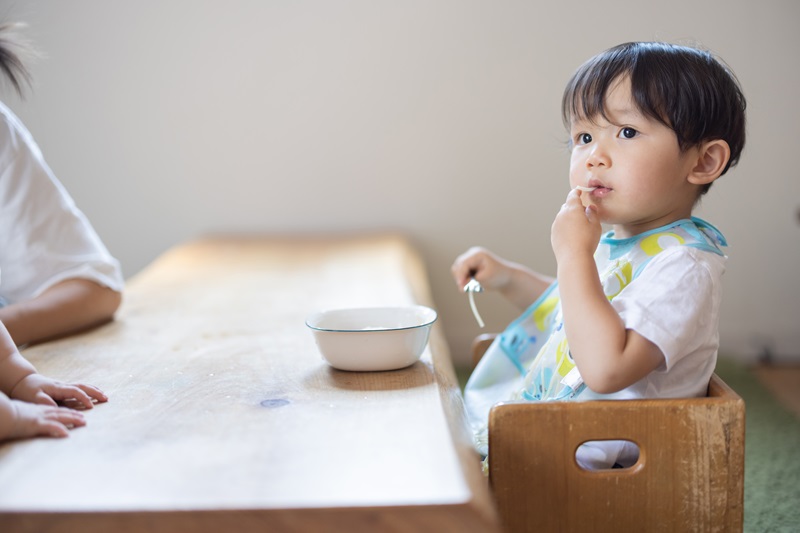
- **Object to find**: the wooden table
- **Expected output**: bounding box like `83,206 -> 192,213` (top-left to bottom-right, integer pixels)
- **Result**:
0,235 -> 500,532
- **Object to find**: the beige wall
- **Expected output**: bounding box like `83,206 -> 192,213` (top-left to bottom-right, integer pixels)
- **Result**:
5,0 -> 799,364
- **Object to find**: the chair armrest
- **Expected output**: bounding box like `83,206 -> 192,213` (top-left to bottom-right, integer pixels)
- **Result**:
471,333 -> 498,367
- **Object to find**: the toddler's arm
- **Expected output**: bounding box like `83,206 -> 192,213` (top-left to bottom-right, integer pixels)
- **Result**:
0,278 -> 122,347
551,189 -> 664,393
451,247 -> 554,310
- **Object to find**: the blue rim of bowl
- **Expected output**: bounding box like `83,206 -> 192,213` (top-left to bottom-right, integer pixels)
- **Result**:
305,306 -> 437,333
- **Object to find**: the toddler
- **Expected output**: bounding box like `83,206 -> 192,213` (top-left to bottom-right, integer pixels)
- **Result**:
0,22 -> 124,347
452,41 -> 746,469
0,23 -> 112,441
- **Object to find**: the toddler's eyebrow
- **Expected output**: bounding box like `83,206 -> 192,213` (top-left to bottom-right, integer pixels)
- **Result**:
570,106 -> 645,131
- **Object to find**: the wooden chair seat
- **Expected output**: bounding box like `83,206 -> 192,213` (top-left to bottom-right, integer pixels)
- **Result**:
471,334 -> 745,532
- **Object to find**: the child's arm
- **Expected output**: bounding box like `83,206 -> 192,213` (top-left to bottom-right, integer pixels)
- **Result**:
0,321 -> 107,408
451,247 -> 554,310
551,190 -> 664,393
0,321 -> 37,395
0,391 -> 87,440
0,278 -> 122,347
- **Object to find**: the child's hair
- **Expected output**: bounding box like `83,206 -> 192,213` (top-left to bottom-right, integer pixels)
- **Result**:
0,22 -> 34,97
562,42 -> 746,194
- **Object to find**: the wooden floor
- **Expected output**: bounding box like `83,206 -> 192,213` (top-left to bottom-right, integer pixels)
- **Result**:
753,364 -> 800,418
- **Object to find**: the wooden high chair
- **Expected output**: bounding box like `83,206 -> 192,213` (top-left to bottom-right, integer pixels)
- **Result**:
471,334 -> 745,533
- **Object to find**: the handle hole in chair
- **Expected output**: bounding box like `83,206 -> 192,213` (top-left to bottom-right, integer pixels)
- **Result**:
574,439 -> 641,472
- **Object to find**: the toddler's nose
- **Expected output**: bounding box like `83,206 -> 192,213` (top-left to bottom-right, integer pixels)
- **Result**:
586,144 -> 610,168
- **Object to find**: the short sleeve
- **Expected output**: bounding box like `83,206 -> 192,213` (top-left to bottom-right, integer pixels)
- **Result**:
609,246 -> 725,372
0,102 -> 124,303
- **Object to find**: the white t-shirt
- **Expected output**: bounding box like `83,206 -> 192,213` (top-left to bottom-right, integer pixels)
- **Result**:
603,245 -> 724,399
578,244 -> 726,468
0,101 -> 123,304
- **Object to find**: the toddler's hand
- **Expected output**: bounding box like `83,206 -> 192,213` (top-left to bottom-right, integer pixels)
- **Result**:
10,374 -> 108,410
551,189 -> 602,261
451,247 -> 513,292
6,399 -> 86,439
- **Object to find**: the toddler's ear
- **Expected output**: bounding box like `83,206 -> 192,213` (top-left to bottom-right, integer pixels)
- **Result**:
688,140 -> 731,186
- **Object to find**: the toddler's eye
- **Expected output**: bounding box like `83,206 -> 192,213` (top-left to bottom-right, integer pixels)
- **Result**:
577,133 -> 592,145
620,127 -> 638,139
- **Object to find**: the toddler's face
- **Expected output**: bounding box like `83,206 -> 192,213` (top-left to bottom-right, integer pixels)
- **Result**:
567,77 -> 702,238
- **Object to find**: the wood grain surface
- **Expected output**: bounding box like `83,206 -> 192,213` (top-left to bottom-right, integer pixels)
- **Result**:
0,235 -> 499,533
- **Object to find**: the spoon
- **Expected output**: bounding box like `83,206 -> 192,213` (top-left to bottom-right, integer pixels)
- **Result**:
463,277 -> 485,328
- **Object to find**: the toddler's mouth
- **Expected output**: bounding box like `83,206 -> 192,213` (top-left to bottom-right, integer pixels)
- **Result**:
577,181 -> 612,196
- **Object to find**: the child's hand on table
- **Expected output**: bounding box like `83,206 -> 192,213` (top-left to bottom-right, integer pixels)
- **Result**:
1,395 -> 87,439
9,373 -> 108,410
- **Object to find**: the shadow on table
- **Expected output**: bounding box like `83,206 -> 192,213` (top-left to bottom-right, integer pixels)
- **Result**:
304,361 -> 435,392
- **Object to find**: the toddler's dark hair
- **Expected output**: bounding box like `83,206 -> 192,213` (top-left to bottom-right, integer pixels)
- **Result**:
0,22 -> 34,97
562,42 -> 746,194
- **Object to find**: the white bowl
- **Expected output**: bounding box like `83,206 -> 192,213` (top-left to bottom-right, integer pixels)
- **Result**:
305,306 -> 437,371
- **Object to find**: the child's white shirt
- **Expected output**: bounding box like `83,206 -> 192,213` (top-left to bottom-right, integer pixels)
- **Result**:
0,101 -> 123,303
575,245 -> 725,468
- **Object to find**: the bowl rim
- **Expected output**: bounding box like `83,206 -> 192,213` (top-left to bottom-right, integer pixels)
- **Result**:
305,305 -> 437,333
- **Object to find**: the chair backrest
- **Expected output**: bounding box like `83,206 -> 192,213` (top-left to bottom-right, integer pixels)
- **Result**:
487,374 -> 745,532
